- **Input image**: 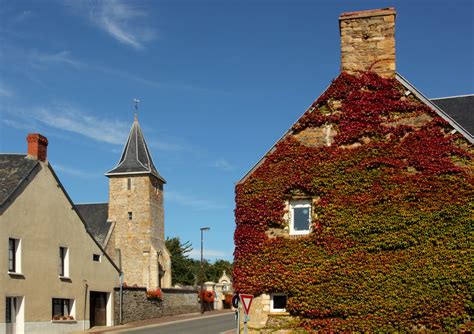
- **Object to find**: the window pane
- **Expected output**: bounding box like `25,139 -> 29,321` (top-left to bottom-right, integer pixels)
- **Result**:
294,207 -> 310,231
53,299 -> 62,317
6,297 -> 12,323
59,247 -> 65,276
8,239 -> 15,272
273,295 -> 287,309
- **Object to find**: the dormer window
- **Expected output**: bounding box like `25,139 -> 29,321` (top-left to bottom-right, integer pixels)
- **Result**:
289,200 -> 311,235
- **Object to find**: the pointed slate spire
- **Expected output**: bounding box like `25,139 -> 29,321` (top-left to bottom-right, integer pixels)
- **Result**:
105,117 -> 166,183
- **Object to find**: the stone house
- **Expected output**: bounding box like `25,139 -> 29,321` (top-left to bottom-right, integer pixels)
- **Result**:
76,116 -> 172,290
203,271 -> 234,310
233,8 -> 473,332
0,134 -> 120,334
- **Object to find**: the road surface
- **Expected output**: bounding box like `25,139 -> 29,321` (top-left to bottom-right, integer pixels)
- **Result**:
107,313 -> 236,334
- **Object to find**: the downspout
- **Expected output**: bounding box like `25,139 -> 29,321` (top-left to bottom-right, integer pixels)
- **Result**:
83,280 -> 88,330
119,271 -> 124,325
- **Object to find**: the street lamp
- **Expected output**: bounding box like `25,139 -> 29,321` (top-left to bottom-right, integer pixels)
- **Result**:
200,227 -> 210,314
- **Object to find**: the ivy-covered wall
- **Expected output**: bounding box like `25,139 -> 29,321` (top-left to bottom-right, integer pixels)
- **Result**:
233,72 -> 473,332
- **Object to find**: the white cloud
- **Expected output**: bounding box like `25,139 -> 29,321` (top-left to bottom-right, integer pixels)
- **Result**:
4,103 -> 186,151
29,50 -> 85,69
68,0 -> 155,50
13,10 -> 32,23
0,82 -> 15,97
32,104 -> 129,145
166,191 -> 226,211
53,164 -> 100,179
188,249 -> 232,260
212,158 -> 234,171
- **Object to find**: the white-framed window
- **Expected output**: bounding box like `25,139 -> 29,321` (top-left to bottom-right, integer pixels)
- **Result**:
52,298 -> 75,320
59,246 -> 69,277
8,238 -> 21,274
289,200 -> 312,235
93,254 -> 101,262
270,293 -> 287,313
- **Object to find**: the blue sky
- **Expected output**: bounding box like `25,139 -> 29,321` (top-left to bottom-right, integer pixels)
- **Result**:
1,0 -> 472,262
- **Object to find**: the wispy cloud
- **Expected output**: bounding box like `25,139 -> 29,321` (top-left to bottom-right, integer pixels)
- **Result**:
212,158 -> 234,171
68,0 -> 155,50
29,50 -> 85,69
189,249 -> 232,260
13,10 -> 32,23
53,164 -> 100,179
166,191 -> 226,211
4,103 -> 187,151
0,83 -> 14,97
34,104 -> 129,145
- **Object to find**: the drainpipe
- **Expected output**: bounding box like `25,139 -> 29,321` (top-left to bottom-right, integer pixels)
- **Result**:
119,271 -> 124,325
83,280 -> 88,330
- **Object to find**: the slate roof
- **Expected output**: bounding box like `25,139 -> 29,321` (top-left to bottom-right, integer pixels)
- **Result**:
431,95 -> 474,137
75,203 -> 111,246
0,154 -> 39,207
105,117 -> 166,183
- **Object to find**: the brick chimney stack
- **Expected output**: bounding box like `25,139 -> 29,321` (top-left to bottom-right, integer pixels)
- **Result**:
27,133 -> 48,162
339,8 -> 396,78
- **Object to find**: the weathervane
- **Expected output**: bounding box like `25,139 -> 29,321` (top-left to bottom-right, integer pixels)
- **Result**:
133,98 -> 140,120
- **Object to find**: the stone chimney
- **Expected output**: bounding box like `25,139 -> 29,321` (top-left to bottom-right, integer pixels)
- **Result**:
27,133 -> 48,162
339,8 -> 396,77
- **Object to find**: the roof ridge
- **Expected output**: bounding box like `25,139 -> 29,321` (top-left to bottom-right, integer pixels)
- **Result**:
75,202 -> 108,205
431,94 -> 474,100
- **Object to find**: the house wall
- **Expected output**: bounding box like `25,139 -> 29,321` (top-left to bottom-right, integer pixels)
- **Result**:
0,162 -> 119,334
108,175 -> 171,289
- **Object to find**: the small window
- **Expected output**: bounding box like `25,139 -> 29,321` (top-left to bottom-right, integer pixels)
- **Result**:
8,238 -> 21,273
270,293 -> 287,313
59,247 -> 69,277
93,254 -> 101,262
52,298 -> 73,319
5,297 -> 15,323
127,178 -> 131,190
289,200 -> 312,235
128,212 -> 133,220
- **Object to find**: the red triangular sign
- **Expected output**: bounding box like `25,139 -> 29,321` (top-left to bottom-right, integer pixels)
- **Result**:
240,294 -> 253,315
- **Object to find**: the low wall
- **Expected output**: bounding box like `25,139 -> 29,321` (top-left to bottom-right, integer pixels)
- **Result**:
114,287 -> 199,324
162,288 -> 200,316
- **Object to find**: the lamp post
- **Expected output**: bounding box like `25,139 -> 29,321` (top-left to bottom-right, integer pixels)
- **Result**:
200,227 -> 210,314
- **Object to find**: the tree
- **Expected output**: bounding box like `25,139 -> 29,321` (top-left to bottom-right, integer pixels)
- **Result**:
166,237 -> 199,286
166,237 -> 233,286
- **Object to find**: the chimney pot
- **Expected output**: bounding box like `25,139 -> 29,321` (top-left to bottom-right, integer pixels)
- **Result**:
27,133 -> 48,162
339,7 -> 396,77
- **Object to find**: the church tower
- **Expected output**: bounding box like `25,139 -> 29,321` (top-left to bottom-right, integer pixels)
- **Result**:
105,116 -> 171,289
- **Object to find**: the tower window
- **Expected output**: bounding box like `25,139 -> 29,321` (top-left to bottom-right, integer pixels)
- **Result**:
127,178 -> 131,190
128,212 -> 133,220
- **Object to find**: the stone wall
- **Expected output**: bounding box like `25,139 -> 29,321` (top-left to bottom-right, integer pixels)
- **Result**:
339,8 -> 396,77
162,288 -> 200,316
114,287 -> 199,324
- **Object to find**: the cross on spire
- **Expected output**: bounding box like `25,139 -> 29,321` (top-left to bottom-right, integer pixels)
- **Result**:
133,98 -> 140,120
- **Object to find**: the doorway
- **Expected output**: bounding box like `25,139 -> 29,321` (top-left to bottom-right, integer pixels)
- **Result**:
89,292 -> 107,327
6,296 -> 24,334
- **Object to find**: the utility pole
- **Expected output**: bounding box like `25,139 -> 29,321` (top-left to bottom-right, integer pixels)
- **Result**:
200,227 -> 210,314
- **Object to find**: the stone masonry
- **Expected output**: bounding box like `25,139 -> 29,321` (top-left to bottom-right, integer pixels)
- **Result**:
114,287 -> 199,324
108,175 -> 171,289
339,8 -> 396,77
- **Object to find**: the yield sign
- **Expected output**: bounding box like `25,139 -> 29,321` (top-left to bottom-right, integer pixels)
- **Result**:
240,294 -> 254,315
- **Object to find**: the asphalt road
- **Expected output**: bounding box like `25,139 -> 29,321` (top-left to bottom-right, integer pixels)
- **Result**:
108,313 -> 236,334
